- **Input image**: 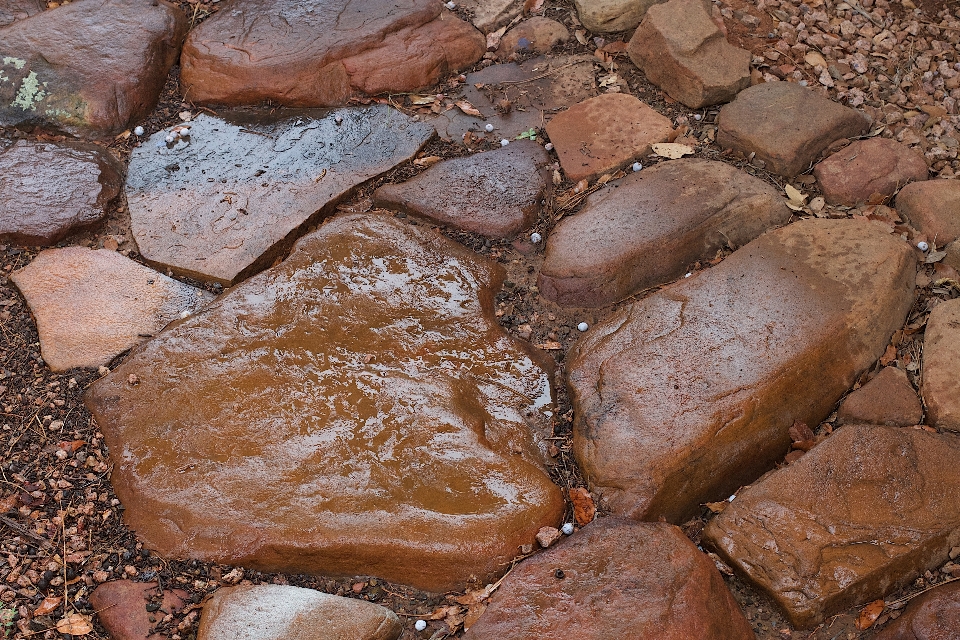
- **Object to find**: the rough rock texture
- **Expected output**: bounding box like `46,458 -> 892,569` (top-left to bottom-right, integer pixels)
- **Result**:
496,17 -> 569,56
84,213 -> 564,593
837,366 -> 923,427
717,82 -> 872,176
538,158 -> 790,307
814,138 -> 928,205
127,106 -> 433,286
458,0 -> 524,32
896,179 -> 960,244
0,0 -> 186,138
704,424 -> 960,629
462,520 -> 754,640
545,94 -> 673,182
921,298 -> 960,432
0,0 -> 41,26
0,140 -> 123,245
10,247 -> 214,372
947,240 -> 960,272
627,0 -> 750,109
568,219 -> 916,524
874,580 -> 960,640
90,581 -> 189,640
180,0 -> 483,107
372,141 -> 550,238
196,584 -> 401,640
574,0 -> 663,33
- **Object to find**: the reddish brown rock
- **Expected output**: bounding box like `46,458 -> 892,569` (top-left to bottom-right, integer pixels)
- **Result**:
84,213 -> 564,593
538,158 -> 790,307
462,520 -> 754,640
496,17 -> 569,56
837,366 -> 923,427
627,0 -> 750,109
0,140 -> 122,245
922,298 -> 960,432
946,240 -> 960,272
896,180 -> 960,245
874,580 -> 960,640
372,141 -> 550,238
569,219 -> 916,523
546,94 -> 673,183
814,138 -> 928,205
181,0 -> 483,107
704,425 -> 960,628
90,581 -> 188,640
574,0 -> 664,33
0,0 -> 41,26
0,0 -> 186,138
457,0 -> 524,32
717,82 -> 872,176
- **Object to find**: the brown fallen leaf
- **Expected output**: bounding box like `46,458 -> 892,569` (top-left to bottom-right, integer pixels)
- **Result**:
537,341 -> 563,350
651,142 -> 694,159
463,603 -> 487,631
429,605 -> 461,620
58,440 -> 86,455
414,156 -> 443,167
523,0 -> 544,13
856,599 -> 885,630
57,613 -> 93,636
455,100 -> 482,117
600,41 -> 629,54
0,494 -> 17,513
34,595 -> 63,617
569,487 -> 596,525
409,94 -> 436,105
789,420 -> 815,443
705,500 -> 728,514
574,29 -> 588,45
454,583 -> 495,606
879,343 -> 898,366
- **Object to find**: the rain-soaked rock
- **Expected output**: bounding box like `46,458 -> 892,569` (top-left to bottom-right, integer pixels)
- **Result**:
717,82 -> 872,176
462,519 -> 754,640
90,581 -> 189,640
84,213 -> 564,593
10,247 -> 213,372
0,140 -> 123,245
126,106 -> 433,286
874,580 -> 960,640
814,138 -> 928,205
0,0 -> 41,26
896,179 -> 960,245
574,0 -> 663,33
837,366 -> 923,427
196,584 -> 401,640
180,0 -> 483,108
458,0 -> 524,32
496,17 -> 569,57
627,0 -> 750,109
921,298 -> 960,432
538,158 -> 790,307
372,141 -> 550,238
704,424 -> 960,628
0,0 -> 186,138
568,219 -> 915,524
545,94 -> 673,183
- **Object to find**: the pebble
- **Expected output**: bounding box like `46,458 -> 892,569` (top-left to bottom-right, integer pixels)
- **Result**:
632,162 -> 642,172
577,322 -> 589,332
485,123 -> 494,132
544,143 -> 554,151
445,0 -> 455,7
500,139 -> 510,147
530,232 -> 542,243
134,126 -> 145,136
415,619 -> 427,631
561,522 -> 574,535
918,241 -> 930,251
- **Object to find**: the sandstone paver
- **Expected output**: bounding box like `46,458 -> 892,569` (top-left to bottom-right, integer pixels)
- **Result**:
896,179 -> 960,245
836,366 -> 923,427
921,298 -> 960,432
814,138 -> 928,205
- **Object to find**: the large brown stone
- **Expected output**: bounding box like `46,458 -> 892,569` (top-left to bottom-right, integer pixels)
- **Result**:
837,366 -> 923,427
372,141 -> 550,238
814,138 -> 928,205
0,0 -> 42,26
180,0 -> 483,107
568,219 -> 916,523
704,424 -> 960,628
84,213 -> 564,593
0,140 -> 122,245
717,82 -> 872,176
574,0 -> 663,33
10,247 -> 214,372
874,580 -> 960,640
496,17 -> 569,57
545,94 -> 673,183
90,581 -> 189,640
127,106 -> 433,286
627,0 -> 750,109
458,0 -> 524,32
896,179 -> 960,245
0,0 -> 186,138
462,520 -> 754,640
538,158 -> 791,307
921,298 -> 960,432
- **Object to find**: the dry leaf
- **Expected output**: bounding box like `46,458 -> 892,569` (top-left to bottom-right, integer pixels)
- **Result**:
784,184 -> 807,203
454,583 -> 495,605
573,179 -> 589,194
34,595 -> 63,617
429,605 -> 461,620
574,29 -> 588,45
486,26 -> 507,51
569,487 -> 596,525
0,493 -> 19,512
785,200 -> 806,212
537,341 -> 563,350
651,143 -> 694,159
414,156 -> 442,167
463,604 -> 487,631
598,74 -> 619,87
705,501 -> 728,514
455,100 -> 482,117
56,613 -> 93,636
926,250 -> 947,264
523,0 -> 544,13
409,95 -> 436,105
601,41 -> 629,54
856,599 -> 885,630
879,344 -> 898,366
804,51 -> 828,68
58,440 -> 86,454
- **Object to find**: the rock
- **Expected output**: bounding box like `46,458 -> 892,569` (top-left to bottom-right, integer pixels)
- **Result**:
84,213 -> 564,593
372,141 -> 550,238
837,366 -> 923,427
462,520 -> 754,640
896,179 -> 960,245
127,106 -> 433,286
545,94 -> 673,183
180,0 -> 483,107
0,0 -> 41,26
496,17 -> 569,57
536,526 -> 562,548
538,158 -> 790,307
10,247 -> 214,372
921,298 -> 960,432
574,0 -> 663,33
946,239 -> 960,272
90,581 -> 189,640
457,0 -> 523,32
814,138 -> 928,205
0,0 -> 186,138
568,219 -> 916,523
717,82 -> 872,176
874,580 -> 960,640
627,0 -> 750,109
196,584 -> 401,640
0,140 -> 122,245
703,424 -> 960,628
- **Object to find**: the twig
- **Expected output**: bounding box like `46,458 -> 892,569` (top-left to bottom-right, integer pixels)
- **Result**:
885,575 -> 960,608
496,62 -> 579,86
0,514 -> 53,550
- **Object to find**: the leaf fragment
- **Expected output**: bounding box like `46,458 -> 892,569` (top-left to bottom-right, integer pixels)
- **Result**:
784,184 -> 807,203
34,595 -> 63,617
855,599 -> 885,630
651,143 -> 694,159
56,613 -> 93,636
455,100 -> 482,117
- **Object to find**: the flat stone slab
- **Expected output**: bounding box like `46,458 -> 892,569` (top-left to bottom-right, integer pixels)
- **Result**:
197,584 -> 401,640
90,581 -> 189,640
538,158 -> 791,307
874,580 -> 960,640
814,138 -> 928,205
84,213 -> 564,593
717,82 -> 872,176
462,520 -> 754,640
837,366 -> 923,427
0,0 -> 186,138
896,179 -> 960,245
568,219 -> 915,523
496,17 -> 569,57
0,140 -> 122,245
180,0 -> 483,107
372,141 -> 550,238
704,424 -> 960,628
127,106 -> 433,286
574,0 -> 662,33
11,247 -> 213,372
458,0 -> 523,32
628,0 -> 750,109
921,298 -> 960,432
546,94 -> 673,183
0,0 -> 42,26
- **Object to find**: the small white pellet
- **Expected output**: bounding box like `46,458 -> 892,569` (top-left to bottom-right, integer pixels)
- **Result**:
917,241 -> 929,251
500,139 -> 510,147
179,310 -> 191,319
693,114 -> 702,121
632,162 -> 642,172
164,134 -> 175,143
561,522 -> 575,535
544,142 -> 554,151
445,1 -> 456,8
485,123 -> 494,132
133,126 -> 145,136
415,620 -> 427,631
577,322 -> 589,332
530,232 -> 542,243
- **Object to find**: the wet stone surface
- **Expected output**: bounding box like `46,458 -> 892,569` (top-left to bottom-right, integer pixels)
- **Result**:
813,138 -> 928,206
874,580 -> 960,640
921,297 -> 960,432
0,0 -> 41,26
895,179 -> 960,246
836,366 -> 923,427
90,581 -> 189,640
